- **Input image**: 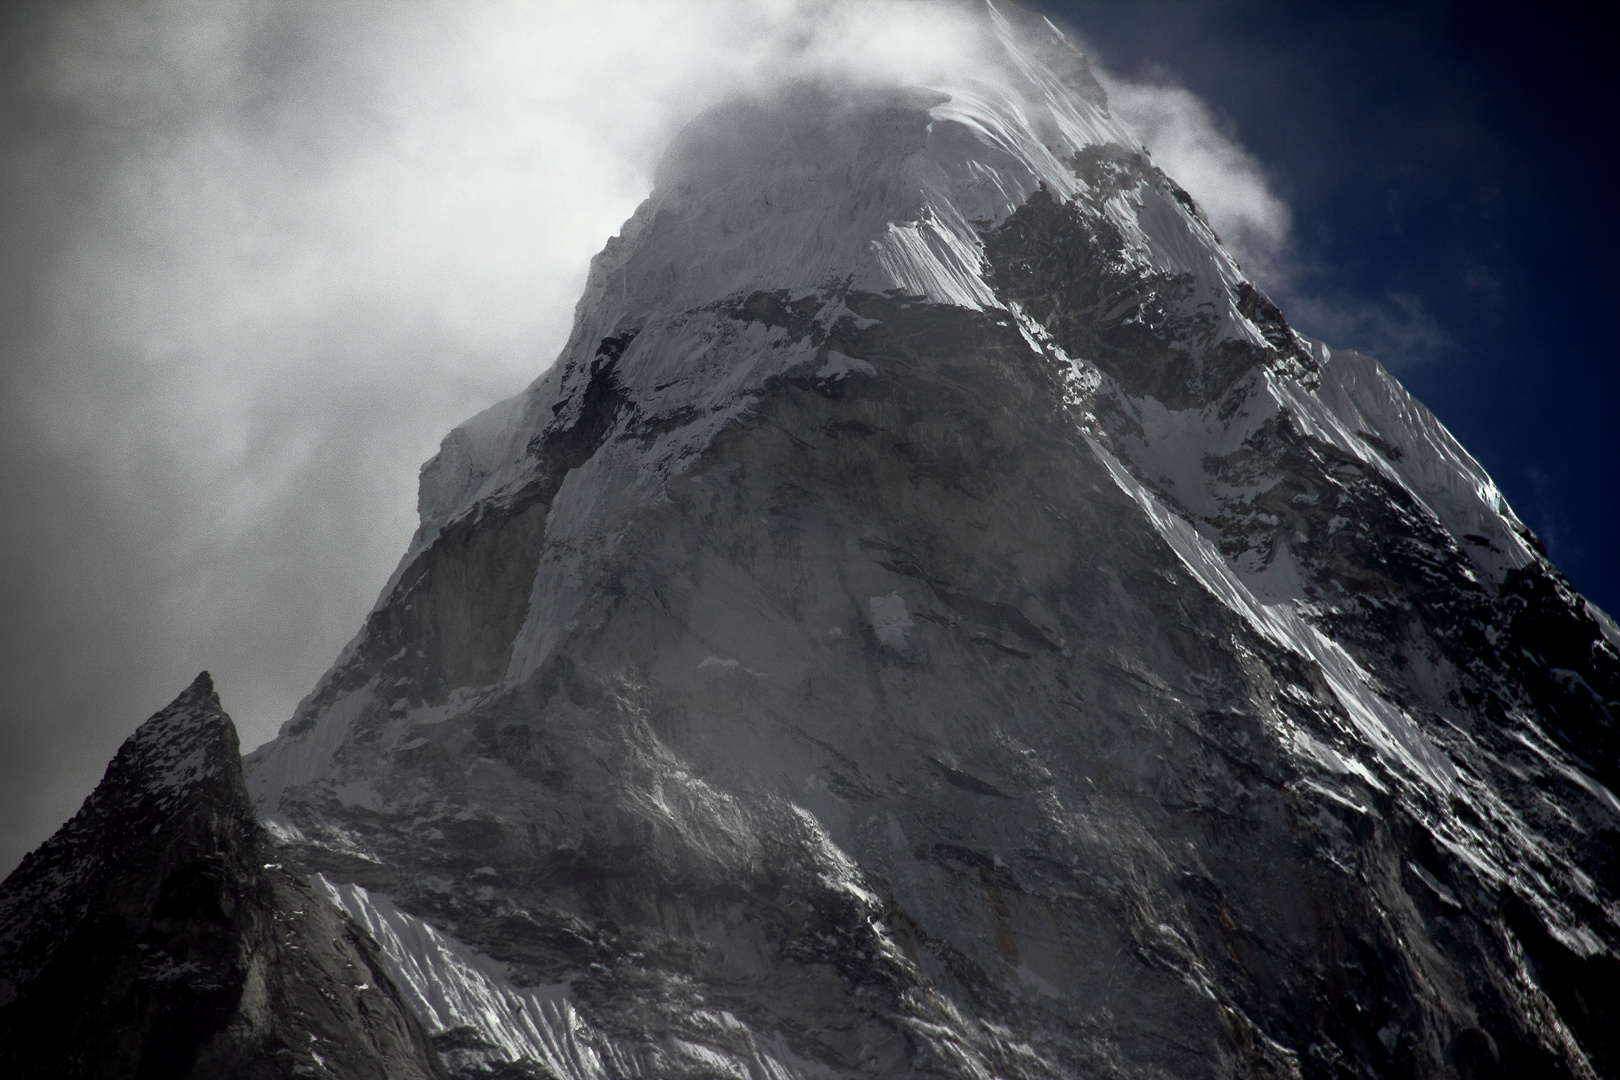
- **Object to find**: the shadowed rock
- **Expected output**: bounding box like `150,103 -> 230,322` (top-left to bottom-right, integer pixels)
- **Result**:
0,673 -> 445,1080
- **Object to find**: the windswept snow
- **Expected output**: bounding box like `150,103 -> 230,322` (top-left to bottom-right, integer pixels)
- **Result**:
314,877 -> 630,1079
1087,434 -> 1456,795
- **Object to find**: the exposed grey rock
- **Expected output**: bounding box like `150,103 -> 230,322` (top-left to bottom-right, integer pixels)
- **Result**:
247,283 -> 1619,1079
238,21 -> 1619,1070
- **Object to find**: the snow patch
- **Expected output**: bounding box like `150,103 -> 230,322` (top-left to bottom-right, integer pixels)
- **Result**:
697,656 -> 766,679
1407,862 -> 1461,909
815,351 -> 878,381
313,876 -> 627,1080
869,593 -> 915,649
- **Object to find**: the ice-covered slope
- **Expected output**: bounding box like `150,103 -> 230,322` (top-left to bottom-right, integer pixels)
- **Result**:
234,5 -> 1618,1079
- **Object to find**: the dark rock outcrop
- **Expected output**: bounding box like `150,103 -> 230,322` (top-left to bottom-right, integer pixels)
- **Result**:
0,673 -> 444,1080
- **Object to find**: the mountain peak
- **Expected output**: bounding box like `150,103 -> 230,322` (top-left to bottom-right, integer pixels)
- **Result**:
112,670 -> 235,802
0,673 -> 247,1007
0,676 -> 446,1078
371,14 -> 1291,604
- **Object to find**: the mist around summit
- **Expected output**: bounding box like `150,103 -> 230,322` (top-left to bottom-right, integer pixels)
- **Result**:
0,0 -> 1296,881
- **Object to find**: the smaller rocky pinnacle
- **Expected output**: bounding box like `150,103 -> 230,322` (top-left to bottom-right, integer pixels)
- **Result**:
0,673 -> 444,1080
0,672 -> 247,998
123,670 -> 227,757
101,670 -> 242,814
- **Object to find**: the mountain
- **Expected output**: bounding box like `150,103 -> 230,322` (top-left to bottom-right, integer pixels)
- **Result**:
5,4 -> 1618,1078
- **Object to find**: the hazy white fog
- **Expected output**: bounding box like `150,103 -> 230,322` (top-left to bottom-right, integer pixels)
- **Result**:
0,0 -> 1296,873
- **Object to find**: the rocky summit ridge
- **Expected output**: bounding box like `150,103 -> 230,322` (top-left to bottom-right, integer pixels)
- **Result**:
4,4 -> 1618,1078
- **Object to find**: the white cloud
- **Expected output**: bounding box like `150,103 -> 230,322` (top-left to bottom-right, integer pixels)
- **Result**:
1100,73 -> 1292,289
1280,289 -> 1451,370
1094,65 -> 1446,368
6,0 -> 1001,762
0,0 -> 1444,872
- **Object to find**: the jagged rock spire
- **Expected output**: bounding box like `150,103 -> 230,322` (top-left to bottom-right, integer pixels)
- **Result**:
0,676 -> 445,1079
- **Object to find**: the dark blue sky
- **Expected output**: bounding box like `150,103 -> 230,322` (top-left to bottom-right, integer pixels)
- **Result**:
1034,0 -> 1617,616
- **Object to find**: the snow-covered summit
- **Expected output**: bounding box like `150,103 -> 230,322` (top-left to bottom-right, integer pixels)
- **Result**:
238,4 -> 1620,1077
393,4 -> 1287,562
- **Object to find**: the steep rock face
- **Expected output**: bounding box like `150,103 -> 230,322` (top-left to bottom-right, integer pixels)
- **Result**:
230,8 -> 1619,1080
0,673 -> 445,1080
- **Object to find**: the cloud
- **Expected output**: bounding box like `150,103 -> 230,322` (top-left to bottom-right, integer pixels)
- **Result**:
1277,289 -> 1451,370
0,0 -> 1443,874
0,0 -> 1010,874
1088,61 -> 1449,368
1098,70 -> 1292,290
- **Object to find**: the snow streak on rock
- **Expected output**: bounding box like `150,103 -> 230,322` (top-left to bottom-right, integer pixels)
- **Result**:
314,875 -> 640,1079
